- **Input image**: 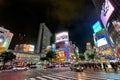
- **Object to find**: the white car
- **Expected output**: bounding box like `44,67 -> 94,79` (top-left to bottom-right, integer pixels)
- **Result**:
12,66 -> 29,71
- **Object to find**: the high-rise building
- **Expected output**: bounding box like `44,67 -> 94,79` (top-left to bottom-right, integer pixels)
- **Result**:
92,0 -> 120,57
55,32 -> 70,62
86,42 -> 92,50
35,23 -> 52,54
85,42 -> 94,57
92,0 -> 120,42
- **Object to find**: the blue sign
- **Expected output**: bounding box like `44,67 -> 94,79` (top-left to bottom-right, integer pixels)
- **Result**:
93,21 -> 102,33
65,41 -> 70,61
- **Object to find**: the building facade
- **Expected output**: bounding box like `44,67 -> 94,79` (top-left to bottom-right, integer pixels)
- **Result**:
93,0 -> 120,57
36,23 -> 52,54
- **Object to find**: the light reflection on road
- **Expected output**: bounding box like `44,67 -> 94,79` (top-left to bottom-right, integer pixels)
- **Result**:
0,71 -> 27,80
77,72 -> 86,80
0,68 -> 120,80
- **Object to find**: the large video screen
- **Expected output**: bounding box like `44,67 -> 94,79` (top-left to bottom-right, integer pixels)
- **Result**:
97,38 -> 108,47
55,32 -> 69,43
101,0 -> 114,27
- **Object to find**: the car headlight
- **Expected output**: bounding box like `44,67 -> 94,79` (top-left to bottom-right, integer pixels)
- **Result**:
81,67 -> 84,69
77,68 -> 80,69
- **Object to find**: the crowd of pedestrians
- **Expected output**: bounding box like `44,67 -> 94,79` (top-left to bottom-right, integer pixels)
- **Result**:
78,61 -> 120,72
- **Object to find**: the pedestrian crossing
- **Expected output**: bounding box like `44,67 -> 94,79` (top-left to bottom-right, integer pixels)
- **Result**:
24,71 -> 120,80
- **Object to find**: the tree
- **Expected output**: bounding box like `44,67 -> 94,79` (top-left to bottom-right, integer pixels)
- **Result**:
46,50 -> 56,63
0,51 -> 16,69
40,57 -> 48,61
88,53 -> 96,60
79,55 -> 85,61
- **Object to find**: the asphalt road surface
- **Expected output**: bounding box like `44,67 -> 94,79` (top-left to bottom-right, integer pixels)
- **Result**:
0,67 -> 120,80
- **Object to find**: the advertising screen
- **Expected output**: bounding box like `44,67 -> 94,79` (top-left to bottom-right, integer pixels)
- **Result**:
24,44 -> 35,52
101,0 -> 114,27
3,32 -> 13,50
0,27 -> 9,46
92,21 -> 102,33
97,38 -> 108,47
55,32 -> 69,43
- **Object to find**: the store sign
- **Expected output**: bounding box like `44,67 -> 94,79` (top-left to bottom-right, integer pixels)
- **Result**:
101,0 -> 114,27
56,32 -> 69,42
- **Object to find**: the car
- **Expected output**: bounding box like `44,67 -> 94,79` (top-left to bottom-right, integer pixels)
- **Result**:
62,62 -> 71,67
12,66 -> 29,71
70,63 -> 84,72
29,64 -> 37,68
46,64 -> 54,68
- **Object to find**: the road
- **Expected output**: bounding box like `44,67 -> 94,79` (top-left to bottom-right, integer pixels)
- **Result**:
0,67 -> 120,80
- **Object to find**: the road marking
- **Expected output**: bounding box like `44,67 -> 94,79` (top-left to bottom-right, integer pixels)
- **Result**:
53,74 -> 77,79
30,78 -> 36,80
36,76 -> 47,80
48,74 -> 66,79
42,75 -> 59,80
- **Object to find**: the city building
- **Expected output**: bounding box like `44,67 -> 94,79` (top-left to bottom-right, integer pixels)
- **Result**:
85,42 -> 93,54
14,44 -> 35,53
54,32 -> 70,62
69,41 -> 78,62
13,52 -> 40,66
92,22 -> 113,56
35,23 -> 52,54
92,0 -> 120,57
84,42 -> 94,60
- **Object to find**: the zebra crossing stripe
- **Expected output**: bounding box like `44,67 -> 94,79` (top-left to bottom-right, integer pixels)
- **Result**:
48,74 -> 66,79
53,74 -> 77,79
36,76 -> 47,80
29,78 -> 36,80
77,74 -> 108,80
42,75 -> 59,80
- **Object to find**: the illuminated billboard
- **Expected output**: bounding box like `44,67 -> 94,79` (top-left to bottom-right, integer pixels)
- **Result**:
3,32 -> 13,50
97,38 -> 108,47
0,27 -> 9,46
0,27 -> 13,51
93,21 -> 102,33
55,32 -> 69,43
101,0 -> 114,27
24,44 -> 35,52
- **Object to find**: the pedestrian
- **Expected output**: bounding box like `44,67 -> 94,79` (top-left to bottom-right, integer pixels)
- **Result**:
103,62 -> 108,72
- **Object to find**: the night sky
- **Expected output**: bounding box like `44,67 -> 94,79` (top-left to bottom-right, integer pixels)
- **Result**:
0,0 -> 99,53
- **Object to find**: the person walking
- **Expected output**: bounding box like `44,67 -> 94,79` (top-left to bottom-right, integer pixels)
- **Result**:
103,62 -> 108,72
